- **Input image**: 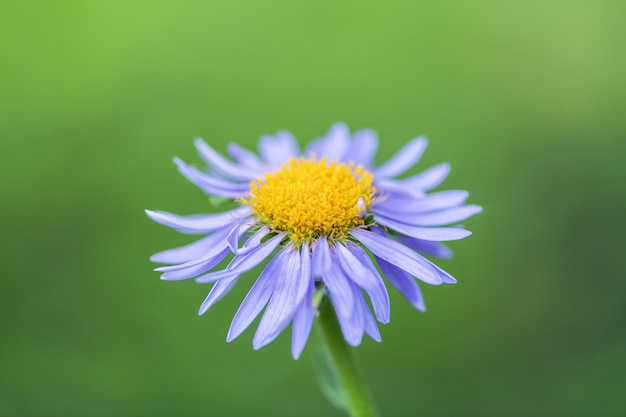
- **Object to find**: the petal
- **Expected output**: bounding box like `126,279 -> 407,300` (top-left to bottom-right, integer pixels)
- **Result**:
154,225 -> 234,270
373,179 -> 426,198
194,233 -> 284,283
240,226 -> 271,250
321,122 -> 350,160
330,282 -> 365,346
194,138 -> 259,181
397,236 -> 453,259
227,143 -> 262,169
350,228 -> 442,285
387,162 -> 451,192
231,227 -> 271,255
355,288 -> 381,341
258,132 -> 299,168
226,224 -> 242,253
312,235 -> 332,277
335,243 -> 378,291
374,190 -> 469,214
149,228 -> 231,264
374,137 -> 428,178
432,263 -> 457,284
406,162 -> 451,191
253,244 -> 312,349
276,130 -> 300,158
174,157 -> 250,198
198,275 -> 239,315
226,255 -> 280,342
399,205 -> 483,227
376,256 -> 426,312
145,207 -> 250,234
159,247 -> 230,281
337,244 -> 390,323
374,214 -> 472,241
320,261 -> 355,321
291,275 -> 315,359
348,129 -> 378,167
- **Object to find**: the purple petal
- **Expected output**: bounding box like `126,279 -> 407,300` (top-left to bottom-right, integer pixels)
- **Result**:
350,229 -> 442,285
373,179 -> 426,198
376,256 -> 426,312
338,244 -> 390,323
276,130 -> 300,158
174,157 -> 250,198
348,129 -> 378,167
258,132 -> 299,168
155,225 -> 249,279
320,261 -> 355,321
374,190 -> 469,214
397,236 -> 453,259
406,162 -> 451,191
253,244 -> 312,349
331,281 -> 365,346
392,162 -> 451,192
159,247 -> 230,281
335,243 -> 379,291
312,235 -> 332,277
150,228 -> 232,264
321,122 -> 350,160
396,205 -> 482,227
145,207 -> 250,234
198,275 -> 239,315
194,233 -> 284,283
291,279 -> 315,359
226,254 -> 280,342
155,225 -> 233,271
194,138 -> 259,181
354,288 -> 381,341
374,137 -> 428,178
231,227 -> 272,255
303,138 -> 324,158
432,263 -> 457,284
226,224 -> 241,253
227,143 -> 262,169
374,213 -> 472,241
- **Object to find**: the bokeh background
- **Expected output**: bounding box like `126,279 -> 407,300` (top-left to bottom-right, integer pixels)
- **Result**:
1,1 -> 625,416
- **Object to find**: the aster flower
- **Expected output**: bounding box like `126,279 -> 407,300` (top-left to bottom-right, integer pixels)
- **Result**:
146,123 -> 481,359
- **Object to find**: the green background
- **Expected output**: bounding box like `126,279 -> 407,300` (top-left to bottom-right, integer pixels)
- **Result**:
1,1 -> 625,416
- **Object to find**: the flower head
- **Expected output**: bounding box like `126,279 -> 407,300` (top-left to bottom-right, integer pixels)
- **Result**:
146,123 -> 481,358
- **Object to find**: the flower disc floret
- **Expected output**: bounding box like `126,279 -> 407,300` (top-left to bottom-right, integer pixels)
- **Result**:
243,157 -> 376,243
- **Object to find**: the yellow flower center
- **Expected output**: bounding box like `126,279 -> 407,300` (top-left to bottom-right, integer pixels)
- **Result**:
242,157 -> 376,244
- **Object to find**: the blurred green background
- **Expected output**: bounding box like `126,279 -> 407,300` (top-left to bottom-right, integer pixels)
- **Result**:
1,1 -> 625,416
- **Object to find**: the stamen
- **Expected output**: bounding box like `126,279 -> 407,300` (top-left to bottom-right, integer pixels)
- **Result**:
242,157 -> 376,244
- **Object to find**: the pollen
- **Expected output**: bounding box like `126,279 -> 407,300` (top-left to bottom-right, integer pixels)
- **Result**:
243,157 -> 376,244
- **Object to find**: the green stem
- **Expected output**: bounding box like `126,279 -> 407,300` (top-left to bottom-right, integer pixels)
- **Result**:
317,297 -> 380,417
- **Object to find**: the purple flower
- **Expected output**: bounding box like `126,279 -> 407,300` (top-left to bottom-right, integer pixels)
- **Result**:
146,123 -> 481,358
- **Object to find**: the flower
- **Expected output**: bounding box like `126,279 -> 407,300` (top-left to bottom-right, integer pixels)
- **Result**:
146,123 -> 481,359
